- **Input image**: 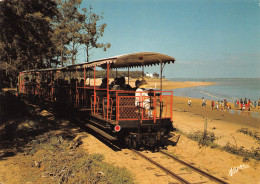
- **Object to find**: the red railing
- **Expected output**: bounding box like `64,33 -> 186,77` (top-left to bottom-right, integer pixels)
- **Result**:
115,91 -> 173,124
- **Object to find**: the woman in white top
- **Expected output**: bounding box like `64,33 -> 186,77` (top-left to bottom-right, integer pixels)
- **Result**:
135,80 -> 150,111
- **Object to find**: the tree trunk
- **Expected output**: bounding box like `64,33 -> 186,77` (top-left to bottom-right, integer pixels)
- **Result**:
56,55 -> 59,67
72,40 -> 75,65
86,44 -> 89,62
61,40 -> 64,67
10,77 -> 13,88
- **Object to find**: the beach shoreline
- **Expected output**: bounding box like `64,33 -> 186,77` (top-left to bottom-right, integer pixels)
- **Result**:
129,78 -> 216,90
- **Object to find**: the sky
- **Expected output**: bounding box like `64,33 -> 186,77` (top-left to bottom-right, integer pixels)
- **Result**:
78,0 -> 260,78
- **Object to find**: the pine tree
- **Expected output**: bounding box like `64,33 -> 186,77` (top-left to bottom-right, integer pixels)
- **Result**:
0,0 -> 58,87
82,6 -> 111,62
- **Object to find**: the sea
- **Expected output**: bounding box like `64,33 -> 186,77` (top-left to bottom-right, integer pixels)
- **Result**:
169,78 -> 260,102
169,78 -> 260,118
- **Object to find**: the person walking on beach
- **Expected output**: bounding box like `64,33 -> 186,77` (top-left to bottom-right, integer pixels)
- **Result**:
211,100 -> 215,110
202,97 -> 206,108
188,98 -> 191,106
244,98 -> 247,105
226,102 -> 230,111
247,99 -> 251,111
236,100 -> 239,109
242,103 -> 245,111
240,99 -> 243,110
224,99 -> 227,110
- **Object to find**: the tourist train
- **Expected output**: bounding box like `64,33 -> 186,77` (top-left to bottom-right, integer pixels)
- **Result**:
18,52 -> 176,150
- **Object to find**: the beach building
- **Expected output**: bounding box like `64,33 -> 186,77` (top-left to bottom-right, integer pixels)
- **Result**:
145,72 -> 154,78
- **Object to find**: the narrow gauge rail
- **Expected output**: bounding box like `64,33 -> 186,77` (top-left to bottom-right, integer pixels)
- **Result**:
17,52 -> 175,150
131,150 -> 229,184
159,150 -> 229,184
131,149 -> 191,184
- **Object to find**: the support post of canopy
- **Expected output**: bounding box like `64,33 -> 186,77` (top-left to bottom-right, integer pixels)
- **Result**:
19,73 -> 21,93
84,66 -> 86,106
51,71 -> 53,101
106,62 -> 111,120
69,71 -> 71,97
160,61 -> 162,91
94,64 -> 96,115
116,68 -> 118,78
160,61 -> 166,91
55,71 -> 58,82
142,65 -> 144,80
84,66 -> 86,88
88,70 -> 90,85
76,68 -> 78,108
128,66 -> 130,85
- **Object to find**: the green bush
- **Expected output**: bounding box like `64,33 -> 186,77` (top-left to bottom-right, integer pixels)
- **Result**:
223,142 -> 260,161
187,131 -> 219,148
237,128 -> 260,144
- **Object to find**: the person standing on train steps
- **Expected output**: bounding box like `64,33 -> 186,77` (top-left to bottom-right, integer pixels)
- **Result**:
135,80 -> 151,116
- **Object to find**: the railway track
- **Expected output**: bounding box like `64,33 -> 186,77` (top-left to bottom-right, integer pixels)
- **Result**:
131,149 -> 229,184
159,150 -> 228,184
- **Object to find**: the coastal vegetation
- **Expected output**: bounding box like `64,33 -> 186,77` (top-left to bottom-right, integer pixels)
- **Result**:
237,127 -> 260,144
175,129 -> 260,161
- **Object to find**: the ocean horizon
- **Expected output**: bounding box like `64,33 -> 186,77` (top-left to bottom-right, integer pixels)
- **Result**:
168,78 -> 260,103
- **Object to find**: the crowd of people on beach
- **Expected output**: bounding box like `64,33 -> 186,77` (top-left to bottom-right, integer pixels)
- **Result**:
209,99 -> 232,111
234,98 -> 260,111
188,97 -> 260,111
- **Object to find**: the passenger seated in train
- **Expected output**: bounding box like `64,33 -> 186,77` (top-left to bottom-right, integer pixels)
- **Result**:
119,77 -> 126,89
110,78 -> 120,90
134,79 -> 140,90
99,77 -> 108,89
79,79 -> 84,87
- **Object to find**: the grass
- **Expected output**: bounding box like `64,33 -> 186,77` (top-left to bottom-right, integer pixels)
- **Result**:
186,131 -> 220,148
23,131 -> 135,184
222,142 -> 260,161
237,127 -> 260,144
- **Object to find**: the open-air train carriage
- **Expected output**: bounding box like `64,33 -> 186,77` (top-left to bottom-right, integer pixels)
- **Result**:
18,52 -> 176,149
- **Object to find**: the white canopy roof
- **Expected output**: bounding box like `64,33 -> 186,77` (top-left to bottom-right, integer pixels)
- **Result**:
21,52 -> 175,73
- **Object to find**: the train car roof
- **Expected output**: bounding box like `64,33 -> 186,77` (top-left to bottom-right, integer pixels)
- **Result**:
21,52 -> 175,73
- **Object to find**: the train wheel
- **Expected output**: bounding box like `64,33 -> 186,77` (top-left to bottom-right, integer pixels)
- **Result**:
131,139 -> 139,150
